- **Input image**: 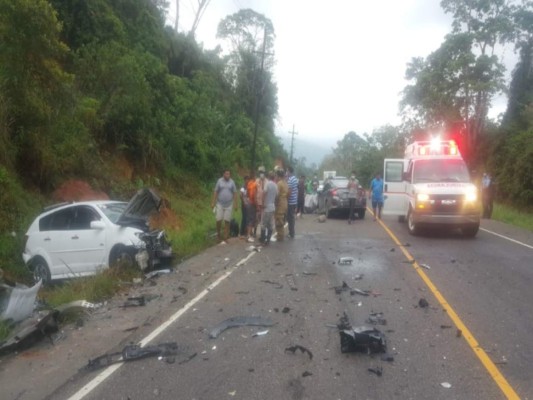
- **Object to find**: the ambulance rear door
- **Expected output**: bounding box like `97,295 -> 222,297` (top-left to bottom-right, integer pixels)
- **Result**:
383,159 -> 408,216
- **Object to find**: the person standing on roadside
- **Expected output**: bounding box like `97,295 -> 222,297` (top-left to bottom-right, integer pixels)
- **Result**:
245,174 -> 257,242
211,169 -> 238,244
275,169 -> 289,242
297,175 -> 306,217
239,176 -> 249,237
286,166 -> 298,238
347,173 -> 359,224
370,172 -> 384,221
261,171 -> 278,245
255,166 -> 267,237
481,172 -> 494,219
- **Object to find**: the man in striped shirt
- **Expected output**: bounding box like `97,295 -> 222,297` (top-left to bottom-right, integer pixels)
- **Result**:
286,166 -> 298,238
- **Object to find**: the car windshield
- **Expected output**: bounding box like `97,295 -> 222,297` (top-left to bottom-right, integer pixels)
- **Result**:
331,179 -> 349,188
97,202 -> 127,223
413,159 -> 471,183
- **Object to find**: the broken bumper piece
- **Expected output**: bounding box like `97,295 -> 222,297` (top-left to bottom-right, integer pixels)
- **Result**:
340,326 -> 387,354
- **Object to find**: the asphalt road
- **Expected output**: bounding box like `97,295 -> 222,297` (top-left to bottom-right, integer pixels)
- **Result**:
2,211 -> 532,400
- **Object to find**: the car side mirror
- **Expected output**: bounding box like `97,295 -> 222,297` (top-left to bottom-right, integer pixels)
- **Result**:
90,220 -> 105,230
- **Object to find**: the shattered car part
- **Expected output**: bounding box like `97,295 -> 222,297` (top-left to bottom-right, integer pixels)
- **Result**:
366,312 -> 387,325
285,345 -> 313,360
0,310 -> 59,354
260,280 -> 283,289
350,288 -> 370,296
144,269 -> 171,279
420,263 -> 431,270
83,342 -> 181,372
0,280 -> 42,323
285,274 -> 298,291
55,300 -> 103,313
340,326 -> 387,354
209,316 -> 274,339
368,366 -> 383,377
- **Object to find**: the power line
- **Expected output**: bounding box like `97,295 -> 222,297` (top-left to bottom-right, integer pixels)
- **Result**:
289,124 -> 298,165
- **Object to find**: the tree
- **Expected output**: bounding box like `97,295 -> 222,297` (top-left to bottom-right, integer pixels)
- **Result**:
402,0 -> 515,163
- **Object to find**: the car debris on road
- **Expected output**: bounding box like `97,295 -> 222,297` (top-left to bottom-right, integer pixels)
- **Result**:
209,316 -> 274,339
285,344 -> 313,360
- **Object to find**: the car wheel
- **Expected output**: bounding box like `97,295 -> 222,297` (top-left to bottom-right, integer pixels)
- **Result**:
407,207 -> 419,236
31,257 -> 51,285
357,209 -> 366,219
110,245 -> 135,268
461,224 -> 479,238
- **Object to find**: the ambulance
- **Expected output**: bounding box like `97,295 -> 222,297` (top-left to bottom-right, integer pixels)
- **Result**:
383,139 -> 481,237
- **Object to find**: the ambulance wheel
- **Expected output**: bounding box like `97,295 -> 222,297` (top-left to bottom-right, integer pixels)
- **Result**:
407,207 -> 419,236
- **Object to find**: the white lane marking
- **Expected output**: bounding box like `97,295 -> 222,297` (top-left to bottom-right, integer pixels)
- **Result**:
480,228 -> 533,250
68,252 -> 256,400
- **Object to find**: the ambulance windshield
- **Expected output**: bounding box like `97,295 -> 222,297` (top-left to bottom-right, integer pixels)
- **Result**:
413,159 -> 471,183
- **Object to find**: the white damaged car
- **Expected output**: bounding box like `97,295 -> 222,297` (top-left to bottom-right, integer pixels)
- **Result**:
22,189 -> 173,284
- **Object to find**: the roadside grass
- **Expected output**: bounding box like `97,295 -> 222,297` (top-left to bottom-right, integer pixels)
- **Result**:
39,263 -> 141,308
492,203 -> 533,231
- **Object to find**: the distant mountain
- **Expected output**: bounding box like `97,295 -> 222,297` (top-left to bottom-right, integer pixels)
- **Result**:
278,134 -> 336,166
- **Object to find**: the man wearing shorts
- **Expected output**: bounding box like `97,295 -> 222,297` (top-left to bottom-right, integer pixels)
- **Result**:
211,169 -> 237,244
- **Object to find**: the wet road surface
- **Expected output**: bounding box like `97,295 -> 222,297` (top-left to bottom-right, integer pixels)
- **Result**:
4,211 -> 532,400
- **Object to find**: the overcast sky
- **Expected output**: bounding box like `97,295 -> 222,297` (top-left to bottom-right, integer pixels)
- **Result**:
168,0 -> 516,151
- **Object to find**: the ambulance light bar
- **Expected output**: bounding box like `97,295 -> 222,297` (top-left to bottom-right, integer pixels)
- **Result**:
413,140 -> 459,156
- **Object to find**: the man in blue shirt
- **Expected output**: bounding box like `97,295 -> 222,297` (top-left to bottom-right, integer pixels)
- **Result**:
370,173 -> 384,221
286,166 -> 298,238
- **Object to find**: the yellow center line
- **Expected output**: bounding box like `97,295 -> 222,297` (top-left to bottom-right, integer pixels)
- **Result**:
368,208 -> 520,400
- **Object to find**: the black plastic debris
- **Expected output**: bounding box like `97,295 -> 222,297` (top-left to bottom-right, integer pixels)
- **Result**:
368,366 -> 383,376
82,342 -> 180,372
440,325 -> 452,329
260,280 -> 283,289
302,371 -> 313,377
209,316 -> 274,339
366,313 -> 387,325
122,296 -> 146,307
285,345 -> 313,360
340,326 -> 387,354
282,307 -> 291,314
380,353 -> 395,362
390,248 -> 395,252
337,312 -> 352,330
0,310 -> 59,354
418,298 -> 429,308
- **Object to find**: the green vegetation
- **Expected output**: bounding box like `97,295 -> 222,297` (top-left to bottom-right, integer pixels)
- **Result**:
492,203 -> 533,232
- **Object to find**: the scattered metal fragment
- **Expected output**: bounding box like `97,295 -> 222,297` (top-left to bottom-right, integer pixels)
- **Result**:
260,280 -> 283,289
368,366 -> 383,377
285,345 -> 313,360
350,288 -> 370,296
144,269 -> 171,279
178,352 -> 197,365
302,271 -> 317,276
209,316 -> 274,339
418,298 -> 429,308
367,313 -> 387,325
0,280 -> 42,322
338,257 -> 354,265
252,330 -> 269,337
441,382 -> 452,389
420,263 -> 431,270
340,326 -> 387,354
337,313 -> 352,330
82,342 -> 180,371
123,326 -> 139,332
302,371 -> 313,377
333,281 -> 351,294
285,274 -> 298,291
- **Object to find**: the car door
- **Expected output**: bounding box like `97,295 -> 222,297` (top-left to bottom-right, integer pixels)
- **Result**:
383,159 -> 409,216
43,207 -> 76,277
69,205 -> 107,275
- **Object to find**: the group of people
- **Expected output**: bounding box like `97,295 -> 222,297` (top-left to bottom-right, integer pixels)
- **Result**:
211,166 -> 299,245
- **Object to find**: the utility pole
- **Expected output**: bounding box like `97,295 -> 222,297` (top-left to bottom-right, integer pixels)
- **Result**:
289,124 -> 298,165
250,26 -> 268,176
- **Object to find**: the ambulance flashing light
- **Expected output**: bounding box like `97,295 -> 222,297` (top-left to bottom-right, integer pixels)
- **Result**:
410,139 -> 459,157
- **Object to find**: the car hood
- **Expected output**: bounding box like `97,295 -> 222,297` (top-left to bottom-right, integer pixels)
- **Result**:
116,188 -> 162,229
